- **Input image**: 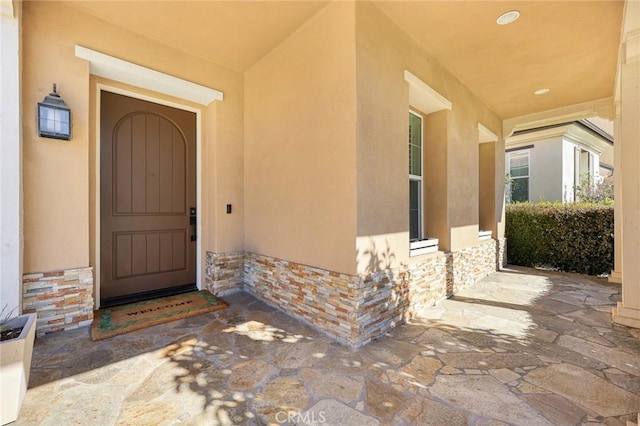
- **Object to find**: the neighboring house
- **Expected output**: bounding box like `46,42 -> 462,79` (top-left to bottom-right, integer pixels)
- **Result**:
505,119 -> 614,203
1,1 -> 639,345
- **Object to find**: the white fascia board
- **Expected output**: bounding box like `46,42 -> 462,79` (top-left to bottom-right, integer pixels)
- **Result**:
478,123 -> 498,143
0,0 -> 15,17
503,97 -> 614,137
625,29 -> 640,64
506,125 -> 573,146
506,123 -> 610,155
563,127 -> 610,155
75,45 -> 223,106
404,70 -> 452,114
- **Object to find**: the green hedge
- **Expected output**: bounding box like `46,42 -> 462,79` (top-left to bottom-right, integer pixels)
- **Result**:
505,203 -> 613,275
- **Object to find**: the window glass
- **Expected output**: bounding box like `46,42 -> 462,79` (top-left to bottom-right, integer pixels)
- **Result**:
508,150 -> 530,202
409,112 -> 422,176
511,178 -> 529,202
409,111 -> 423,241
509,152 -> 529,177
409,179 -> 420,240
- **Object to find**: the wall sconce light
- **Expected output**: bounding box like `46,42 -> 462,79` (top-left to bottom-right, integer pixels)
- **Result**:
38,84 -> 72,140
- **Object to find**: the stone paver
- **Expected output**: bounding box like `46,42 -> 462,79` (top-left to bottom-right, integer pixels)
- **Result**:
274,340 -> 328,369
365,378 -> 410,420
524,363 -> 640,417
488,368 -> 521,383
438,352 -> 544,370
300,368 -> 363,402
557,334 -> 640,376
395,396 -> 468,425
522,394 -> 587,425
387,355 -> 441,392
430,375 -> 554,425
301,399 -> 379,426
15,266 -> 640,425
360,338 -> 423,366
253,376 -> 309,425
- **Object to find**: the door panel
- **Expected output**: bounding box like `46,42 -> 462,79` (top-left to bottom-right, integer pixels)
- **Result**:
100,91 -> 196,301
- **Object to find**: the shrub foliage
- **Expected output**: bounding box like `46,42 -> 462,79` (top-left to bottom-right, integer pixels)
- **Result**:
506,203 -> 613,275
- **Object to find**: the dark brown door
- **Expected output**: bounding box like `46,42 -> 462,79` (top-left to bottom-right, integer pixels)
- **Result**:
100,91 -> 196,301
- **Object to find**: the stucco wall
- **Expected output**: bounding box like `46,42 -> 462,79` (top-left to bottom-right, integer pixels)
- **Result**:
423,110 -> 450,250
244,3 -> 358,275
562,139 -> 578,202
507,138 -> 563,203
23,1 -> 505,289
479,142 -> 497,235
22,2 -> 244,279
599,142 -> 614,170
530,139 -> 562,202
354,2 -> 504,272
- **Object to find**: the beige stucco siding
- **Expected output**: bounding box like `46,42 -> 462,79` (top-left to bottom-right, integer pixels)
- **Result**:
479,142 -> 497,234
244,3 -> 358,275
22,1 -> 244,274
355,2 -> 503,272
507,138 -> 564,203
23,0 -> 504,280
354,1 -> 409,273
530,139 -> 563,203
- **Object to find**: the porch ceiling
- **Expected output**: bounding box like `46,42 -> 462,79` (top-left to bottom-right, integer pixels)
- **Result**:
64,0 -> 623,120
63,0 -> 331,73
374,0 -> 623,119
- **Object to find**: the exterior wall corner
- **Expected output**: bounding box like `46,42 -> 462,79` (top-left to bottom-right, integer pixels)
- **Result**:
205,251 -> 244,295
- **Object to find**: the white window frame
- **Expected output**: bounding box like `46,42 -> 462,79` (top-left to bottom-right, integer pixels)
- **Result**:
408,110 -> 439,255
409,110 -> 424,241
507,149 -> 531,203
405,70 -> 450,256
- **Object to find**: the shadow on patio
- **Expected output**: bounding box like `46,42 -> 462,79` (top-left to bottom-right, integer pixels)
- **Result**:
15,267 -> 640,425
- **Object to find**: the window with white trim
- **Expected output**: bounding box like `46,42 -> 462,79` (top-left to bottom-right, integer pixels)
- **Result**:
409,111 -> 423,241
508,149 -> 530,202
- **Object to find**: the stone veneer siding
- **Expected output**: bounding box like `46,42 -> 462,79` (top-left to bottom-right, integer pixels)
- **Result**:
406,252 -> 448,317
497,238 -> 507,269
22,267 -> 94,336
244,252 -> 362,346
208,240 -> 501,347
356,266 -> 410,345
447,239 -> 499,295
205,251 -> 244,295
243,252 -> 449,348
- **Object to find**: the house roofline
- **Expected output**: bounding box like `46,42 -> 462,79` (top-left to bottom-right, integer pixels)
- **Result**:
512,120 -> 613,145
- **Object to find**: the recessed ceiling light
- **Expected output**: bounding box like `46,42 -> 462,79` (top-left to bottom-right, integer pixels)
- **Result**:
496,10 -> 520,25
534,88 -> 550,95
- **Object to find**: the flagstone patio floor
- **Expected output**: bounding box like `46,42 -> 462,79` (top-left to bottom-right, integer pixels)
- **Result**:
14,266 -> 640,425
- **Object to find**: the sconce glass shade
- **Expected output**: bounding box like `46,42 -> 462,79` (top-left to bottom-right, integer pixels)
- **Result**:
38,84 -> 72,140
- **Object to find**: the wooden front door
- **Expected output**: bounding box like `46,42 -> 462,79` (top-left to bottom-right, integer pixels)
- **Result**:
100,91 -> 196,302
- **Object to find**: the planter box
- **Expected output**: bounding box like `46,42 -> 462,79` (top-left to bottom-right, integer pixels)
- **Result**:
1,313 -> 37,425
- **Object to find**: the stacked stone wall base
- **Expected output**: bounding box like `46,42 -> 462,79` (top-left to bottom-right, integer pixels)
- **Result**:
25,240 -> 503,341
22,266 -> 94,336
208,238 -> 502,347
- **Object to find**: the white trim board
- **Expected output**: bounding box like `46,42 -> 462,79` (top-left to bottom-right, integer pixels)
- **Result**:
404,70 -> 452,114
478,123 -> 498,143
503,97 -> 613,138
1,1 -> 22,312
76,46 -> 223,106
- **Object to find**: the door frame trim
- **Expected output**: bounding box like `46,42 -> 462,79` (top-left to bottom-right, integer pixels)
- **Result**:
94,83 -> 203,308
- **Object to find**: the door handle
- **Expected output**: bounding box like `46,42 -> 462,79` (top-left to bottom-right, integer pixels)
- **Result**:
189,207 -> 197,241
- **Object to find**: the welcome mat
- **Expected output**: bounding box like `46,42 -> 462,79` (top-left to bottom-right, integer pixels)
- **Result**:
91,290 -> 228,341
